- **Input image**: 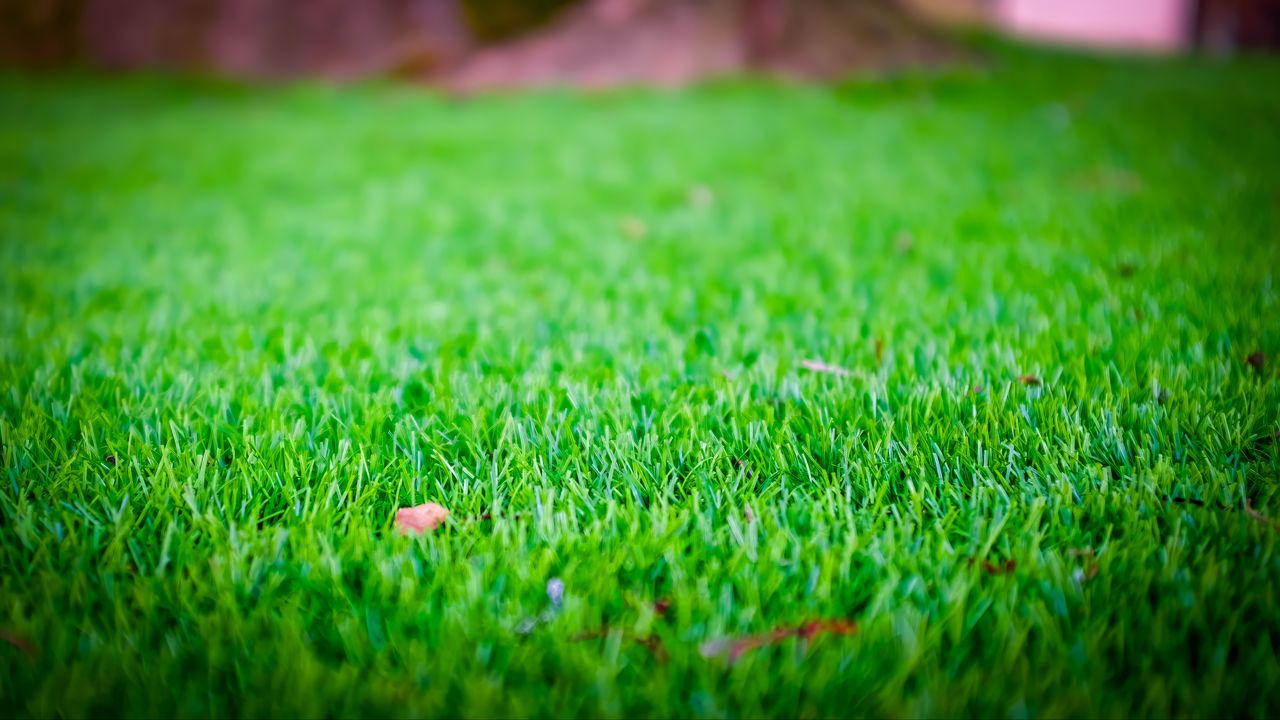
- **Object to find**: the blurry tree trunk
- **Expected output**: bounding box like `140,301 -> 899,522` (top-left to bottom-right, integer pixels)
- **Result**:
0,0 -> 961,84
741,0 -> 791,65
1196,0 -> 1280,50
442,0 -> 961,90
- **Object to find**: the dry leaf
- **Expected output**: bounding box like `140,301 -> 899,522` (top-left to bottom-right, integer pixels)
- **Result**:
395,502 -> 449,535
1066,547 -> 1095,559
653,597 -> 672,617
801,359 -> 851,376
1076,167 -> 1143,194
620,216 -> 647,239
983,559 -> 1016,575
1245,500 -> 1278,530
744,504 -> 755,524
1018,374 -> 1042,386
699,619 -> 857,664
0,630 -> 36,659
969,557 -> 1016,575
574,628 -> 669,662
874,337 -> 884,365
1246,351 -> 1265,373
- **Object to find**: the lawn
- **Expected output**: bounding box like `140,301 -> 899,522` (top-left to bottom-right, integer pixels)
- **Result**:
1,45 -> 1279,718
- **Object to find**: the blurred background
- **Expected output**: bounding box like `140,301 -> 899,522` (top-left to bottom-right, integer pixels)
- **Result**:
2,0 -> 1278,89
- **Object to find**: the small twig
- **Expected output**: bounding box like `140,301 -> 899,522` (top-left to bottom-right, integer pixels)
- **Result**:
700,619 -> 857,663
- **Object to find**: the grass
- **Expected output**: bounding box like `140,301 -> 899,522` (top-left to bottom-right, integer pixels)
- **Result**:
1,45 -> 1279,718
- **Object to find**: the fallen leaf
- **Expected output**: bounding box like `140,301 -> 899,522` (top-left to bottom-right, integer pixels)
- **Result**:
744,504 -> 755,524
0,630 -> 36,659
104,454 -> 116,466
1066,547 -> 1095,559
1245,500 -> 1278,530
573,628 -> 669,662
635,634 -> 669,661
620,216 -> 647,239
699,619 -> 857,664
653,597 -> 672,617
1117,262 -> 1137,278
1246,351 -> 1265,373
1018,374 -> 1042,386
395,502 -> 449,535
801,359 -> 851,376
982,559 -> 1016,575
874,337 -> 884,365
1075,167 -> 1143,194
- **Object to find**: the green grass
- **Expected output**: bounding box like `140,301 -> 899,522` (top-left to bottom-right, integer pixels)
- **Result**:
2,46 -> 1279,718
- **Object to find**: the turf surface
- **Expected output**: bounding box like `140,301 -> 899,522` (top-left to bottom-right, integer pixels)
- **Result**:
2,46 -> 1279,718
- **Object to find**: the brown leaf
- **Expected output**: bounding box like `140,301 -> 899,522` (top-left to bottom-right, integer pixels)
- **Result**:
1117,262 -> 1137,278
981,559 -> 1016,575
1075,167 -> 1143,194
620,216 -> 647,239
874,337 -> 884,365
104,454 -> 116,466
801,359 -> 851,376
1245,500 -> 1278,530
744,504 -> 755,524
573,627 -> 669,662
1066,547 -> 1095,559
1246,351 -> 1265,373
395,502 -> 449,535
700,619 -> 858,664
0,630 -> 36,659
1018,374 -> 1042,386
634,634 -> 670,662
653,597 -> 672,617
